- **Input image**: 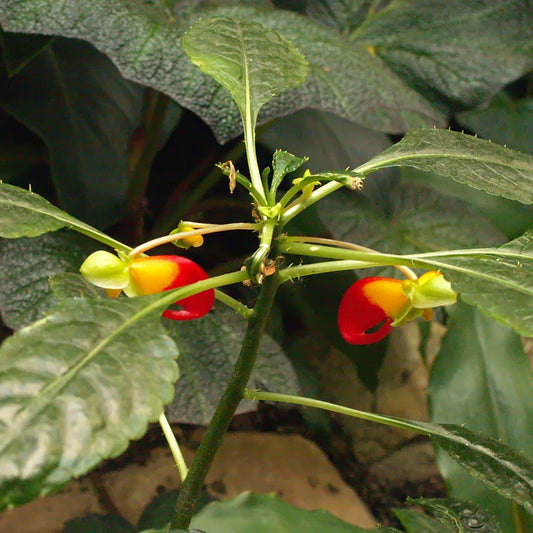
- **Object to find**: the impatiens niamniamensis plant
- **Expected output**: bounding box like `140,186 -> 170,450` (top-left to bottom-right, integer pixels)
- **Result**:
0,9 -> 532,533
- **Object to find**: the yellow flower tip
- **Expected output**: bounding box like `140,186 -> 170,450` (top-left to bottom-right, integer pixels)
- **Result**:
128,257 -> 180,295
418,270 -> 442,285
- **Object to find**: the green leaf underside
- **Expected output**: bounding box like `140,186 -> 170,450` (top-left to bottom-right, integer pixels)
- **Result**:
411,498 -> 503,533
0,182 -> 129,250
182,16 -> 309,130
356,129 -> 533,204
394,508 -> 450,533
0,232 -> 88,330
0,2 -> 444,142
191,492 -> 372,532
0,295 -> 178,510
165,304 -> 299,425
430,303 -> 533,531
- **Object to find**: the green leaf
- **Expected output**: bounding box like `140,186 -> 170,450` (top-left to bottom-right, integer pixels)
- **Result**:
355,0 -> 533,108
164,304 -> 299,425
62,514 -> 135,533
0,232 -> 89,330
426,425 -> 533,516
0,38 -> 143,226
395,508 -> 450,533
356,129 -> 533,204
0,295 -> 179,509
191,491 -> 373,532
411,498 -> 503,533
457,93 -> 533,155
0,182 -> 129,250
429,303 -> 533,531
271,150 -> 308,195
182,16 -> 309,131
408,231 -> 533,336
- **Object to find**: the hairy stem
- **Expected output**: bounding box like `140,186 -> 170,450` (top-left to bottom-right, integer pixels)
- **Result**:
169,273 -> 279,529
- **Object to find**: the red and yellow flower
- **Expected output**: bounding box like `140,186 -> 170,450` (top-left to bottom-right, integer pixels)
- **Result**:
338,271 -> 457,345
80,250 -> 214,320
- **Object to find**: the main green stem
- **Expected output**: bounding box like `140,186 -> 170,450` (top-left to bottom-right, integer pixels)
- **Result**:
169,273 -> 279,530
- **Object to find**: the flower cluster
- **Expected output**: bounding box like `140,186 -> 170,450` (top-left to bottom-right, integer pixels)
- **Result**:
338,271 -> 456,344
80,251 -> 214,320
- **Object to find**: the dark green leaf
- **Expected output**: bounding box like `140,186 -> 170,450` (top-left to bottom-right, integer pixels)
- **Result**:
49,272 -> 106,300
0,182 -> 129,250
306,0 -> 376,33
355,0 -> 533,108
457,93 -> 533,155
0,232 -> 89,330
316,183 -> 504,276
0,29 -> 53,75
0,38 -> 143,226
395,508 -> 450,533
411,498 -> 503,533
430,303 -> 533,531
63,514 -> 135,533
191,492 -> 373,532
165,303 -> 299,425
271,150 -> 308,194
182,16 -> 309,130
400,167 -> 533,239
356,129 -> 533,204
426,425 -> 533,515
0,295 -> 179,509
0,1 -> 442,143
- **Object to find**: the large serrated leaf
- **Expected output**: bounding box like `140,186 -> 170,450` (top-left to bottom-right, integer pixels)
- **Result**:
165,303 -> 299,425
0,1 -> 443,142
0,37 -> 143,226
0,232 -> 89,330
356,129 -> 533,204
191,491 -> 372,532
0,295 -> 179,509
430,303 -> 533,531
182,15 -> 308,131
354,0 -> 533,108
0,182 -> 129,249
